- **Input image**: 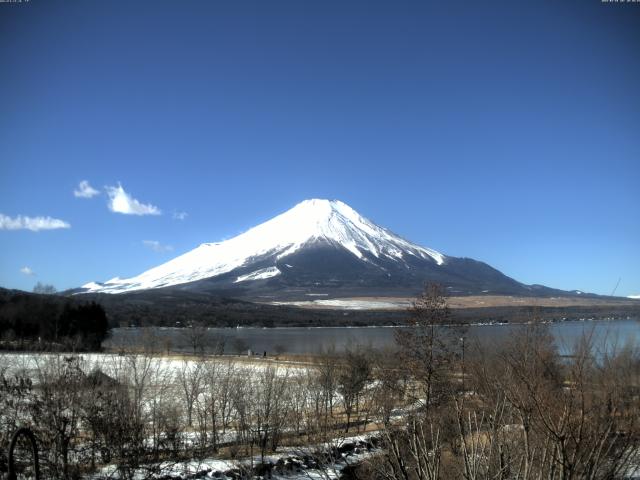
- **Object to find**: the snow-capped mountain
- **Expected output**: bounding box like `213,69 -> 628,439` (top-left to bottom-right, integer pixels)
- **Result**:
79,199 -> 564,298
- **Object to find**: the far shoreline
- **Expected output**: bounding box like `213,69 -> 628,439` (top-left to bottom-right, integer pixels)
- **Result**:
119,314 -> 639,331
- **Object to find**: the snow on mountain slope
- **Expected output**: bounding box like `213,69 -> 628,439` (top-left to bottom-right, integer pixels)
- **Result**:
81,199 -> 446,294
234,267 -> 281,283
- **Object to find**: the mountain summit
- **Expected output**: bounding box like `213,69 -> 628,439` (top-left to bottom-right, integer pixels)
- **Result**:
80,199 -> 565,298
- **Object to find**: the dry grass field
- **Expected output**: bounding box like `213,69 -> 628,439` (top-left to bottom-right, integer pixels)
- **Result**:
273,295 -> 640,310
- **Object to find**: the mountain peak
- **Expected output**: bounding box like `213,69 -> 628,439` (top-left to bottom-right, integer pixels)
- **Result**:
81,199 -> 446,294
295,198 -> 339,207
282,198 -> 366,226
290,198 -> 356,218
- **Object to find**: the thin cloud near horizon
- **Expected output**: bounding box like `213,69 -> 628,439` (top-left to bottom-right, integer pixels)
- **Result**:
142,240 -> 173,253
0,213 -> 71,232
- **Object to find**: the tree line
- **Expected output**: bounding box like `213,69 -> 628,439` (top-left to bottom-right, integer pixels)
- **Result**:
0,288 -> 110,351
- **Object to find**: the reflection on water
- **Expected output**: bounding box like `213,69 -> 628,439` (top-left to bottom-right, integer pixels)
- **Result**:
104,318 -> 640,356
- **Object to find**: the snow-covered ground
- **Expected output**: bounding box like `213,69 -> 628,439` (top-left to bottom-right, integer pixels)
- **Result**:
0,352 -> 302,384
90,434 -> 379,480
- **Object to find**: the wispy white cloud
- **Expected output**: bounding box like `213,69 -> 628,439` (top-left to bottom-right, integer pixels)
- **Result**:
105,183 -> 161,216
0,214 -> 71,231
142,240 -> 173,253
20,266 -> 35,276
74,180 -> 100,198
173,211 -> 188,221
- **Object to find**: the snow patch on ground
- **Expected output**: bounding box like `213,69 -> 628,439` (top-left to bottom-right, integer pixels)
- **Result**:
89,434 -> 379,479
0,352 -> 300,385
273,298 -> 411,310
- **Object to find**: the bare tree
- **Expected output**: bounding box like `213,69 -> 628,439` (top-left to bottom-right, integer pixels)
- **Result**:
316,346 -> 339,418
177,357 -> 204,428
33,282 -> 57,295
395,283 -> 461,409
373,416 -> 443,480
253,365 -> 290,463
288,369 -> 311,436
337,348 -> 371,432
182,321 -> 209,355
371,349 -> 408,427
210,333 -> 226,355
371,284 -> 461,480
146,360 -> 177,459
30,355 -> 85,479
459,324 -> 640,480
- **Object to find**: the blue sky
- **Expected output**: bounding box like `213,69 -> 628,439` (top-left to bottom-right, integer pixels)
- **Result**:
1,0 -> 639,296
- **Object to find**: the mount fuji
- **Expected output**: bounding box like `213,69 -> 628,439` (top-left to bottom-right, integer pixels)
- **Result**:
79,199 -> 573,300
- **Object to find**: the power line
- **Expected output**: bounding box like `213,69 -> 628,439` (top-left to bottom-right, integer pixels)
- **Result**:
611,277 -> 621,297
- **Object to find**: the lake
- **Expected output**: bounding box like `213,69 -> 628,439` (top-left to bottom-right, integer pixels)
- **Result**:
104,318 -> 640,356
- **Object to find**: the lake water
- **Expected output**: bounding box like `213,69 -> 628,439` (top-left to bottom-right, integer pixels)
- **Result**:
105,318 -> 640,356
